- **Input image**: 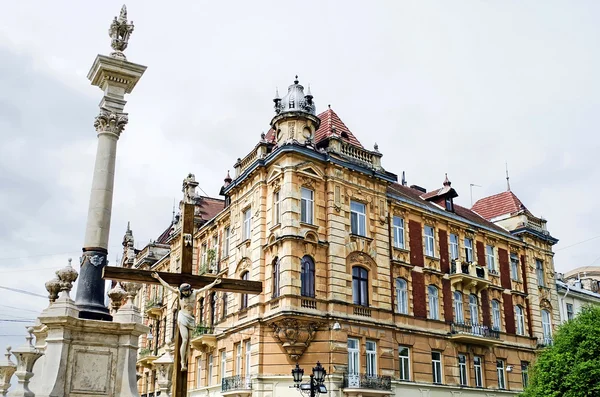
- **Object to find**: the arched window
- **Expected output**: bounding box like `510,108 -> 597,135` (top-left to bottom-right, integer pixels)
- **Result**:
469,294 -> 479,325
515,305 -> 525,335
492,300 -> 501,331
352,266 -> 369,307
396,278 -> 408,314
301,256 -> 315,298
428,285 -> 439,320
542,309 -> 552,343
241,272 -> 249,309
272,258 -> 280,298
454,291 -> 464,324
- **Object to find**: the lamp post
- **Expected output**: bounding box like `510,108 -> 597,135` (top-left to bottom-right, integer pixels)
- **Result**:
292,362 -> 327,397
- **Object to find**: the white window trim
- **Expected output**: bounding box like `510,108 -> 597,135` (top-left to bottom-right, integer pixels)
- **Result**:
273,191 -> 281,225
465,238 -> 473,263
492,300 -> 501,331
424,226 -> 435,257
432,351 -> 443,384
497,360 -> 506,389
396,278 -> 408,315
399,346 -> 410,381
366,341 -> 377,377
487,245 -> 495,271
474,356 -> 484,387
515,305 -> 525,336
450,234 -> 459,260
348,338 -> 360,376
208,354 -> 214,385
350,201 -> 367,236
458,354 -> 468,386
428,286 -> 439,320
301,188 -> 314,225
243,209 -> 252,241
244,341 -> 251,379
454,291 -> 464,324
393,217 -> 405,249
220,350 -> 226,381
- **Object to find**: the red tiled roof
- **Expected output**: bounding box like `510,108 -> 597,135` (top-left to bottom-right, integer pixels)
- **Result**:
314,108 -> 363,148
387,183 -> 510,236
155,223 -> 173,244
471,191 -> 527,221
196,196 -> 226,222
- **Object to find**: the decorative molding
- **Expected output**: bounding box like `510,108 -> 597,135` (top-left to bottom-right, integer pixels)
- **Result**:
94,108 -> 128,137
271,318 -> 321,361
421,214 -> 437,227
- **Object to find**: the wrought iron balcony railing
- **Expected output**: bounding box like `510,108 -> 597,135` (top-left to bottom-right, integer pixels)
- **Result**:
537,335 -> 553,347
342,373 -> 392,391
451,322 -> 500,339
222,375 -> 251,392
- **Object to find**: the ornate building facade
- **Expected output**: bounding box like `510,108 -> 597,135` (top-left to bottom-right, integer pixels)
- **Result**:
129,78 -> 559,397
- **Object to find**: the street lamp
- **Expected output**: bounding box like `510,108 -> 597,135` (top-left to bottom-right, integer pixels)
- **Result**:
292,362 -> 327,397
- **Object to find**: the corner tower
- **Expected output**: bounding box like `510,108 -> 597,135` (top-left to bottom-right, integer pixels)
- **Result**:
271,76 -> 321,145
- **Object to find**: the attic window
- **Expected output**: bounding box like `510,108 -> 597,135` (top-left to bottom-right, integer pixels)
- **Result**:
341,131 -> 349,139
445,197 -> 454,212
289,99 -> 295,109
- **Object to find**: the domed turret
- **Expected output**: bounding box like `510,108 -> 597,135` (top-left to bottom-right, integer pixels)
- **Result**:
273,76 -> 316,116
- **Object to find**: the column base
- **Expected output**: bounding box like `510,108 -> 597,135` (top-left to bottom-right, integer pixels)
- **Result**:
75,249 -> 112,321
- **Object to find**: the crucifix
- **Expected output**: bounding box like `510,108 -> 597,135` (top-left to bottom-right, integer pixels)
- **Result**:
102,201 -> 261,397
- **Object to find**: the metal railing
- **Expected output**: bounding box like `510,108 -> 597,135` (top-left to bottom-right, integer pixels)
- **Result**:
342,373 -> 392,390
537,336 -> 553,347
451,322 -> 500,339
222,375 -> 251,392
191,324 -> 214,337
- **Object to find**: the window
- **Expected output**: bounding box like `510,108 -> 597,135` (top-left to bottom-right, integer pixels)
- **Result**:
196,356 -> 202,387
235,343 -> 242,375
223,227 -> 230,257
469,294 -> 479,325
424,226 -> 435,257
445,197 -> 454,211
366,341 -> 377,377
487,245 -> 495,271
454,291 -> 464,324
392,217 -> 405,249
350,201 -> 366,236
220,350 -> 226,382
396,278 -> 408,314
566,303 -> 574,321
492,300 -> 501,331
245,341 -> 251,379
301,188 -> 314,224
243,209 -> 252,240
347,338 -> 360,376
352,266 -> 369,306
201,243 -> 208,266
542,309 -> 552,343
474,356 -> 484,387
431,351 -> 443,384
399,347 -> 410,381
273,191 -> 280,225
521,362 -> 529,388
210,292 -> 216,326
458,354 -> 468,386
515,305 -> 525,335
240,272 -> 249,309
428,285 -> 439,320
207,354 -> 213,385
449,233 -> 459,260
212,235 -> 219,257
198,297 -> 204,323
510,253 -> 519,281
272,258 -> 280,298
536,259 -> 545,287
301,256 -> 315,298
464,238 -> 473,263
497,360 -> 506,389
222,293 -> 228,319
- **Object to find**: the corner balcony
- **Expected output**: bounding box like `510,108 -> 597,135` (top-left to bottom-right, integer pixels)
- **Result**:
144,299 -> 163,318
221,375 -> 251,397
136,348 -> 158,368
342,373 -> 392,397
190,325 -> 216,353
450,321 -> 502,346
449,260 -> 491,292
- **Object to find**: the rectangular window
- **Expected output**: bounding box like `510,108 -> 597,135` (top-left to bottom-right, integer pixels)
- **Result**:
243,209 -> 252,241
301,188 -> 314,224
511,253 -> 520,281
474,356 -> 483,387
347,338 -> 360,376
449,233 -> 459,260
566,303 -> 574,321
366,341 -> 377,377
245,341 -> 251,379
273,191 -> 280,225
350,201 -> 367,236
223,227 -> 230,257
521,361 -> 529,388
464,238 -> 473,262
497,360 -> 506,390
201,243 -> 208,266
424,226 -> 435,257
536,259 -> 545,287
392,217 -> 405,249
220,350 -> 226,382
207,354 -> 213,385
487,245 -> 496,271
196,356 -> 202,387
235,343 -> 242,375
399,346 -> 410,381
458,354 -> 468,386
431,351 -> 443,384
212,235 -> 219,254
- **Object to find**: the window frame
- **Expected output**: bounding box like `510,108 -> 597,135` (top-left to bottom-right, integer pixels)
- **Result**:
566,303 -> 574,321
510,253 -> 520,281
515,305 -> 525,335
542,309 -> 552,341
272,258 -> 280,298
207,354 -> 214,385
396,278 -> 408,314
392,216 -> 405,249
487,245 -> 495,271
492,300 -> 501,331
469,294 -> 479,325
464,238 -> 474,263
347,338 -> 360,376
350,200 -> 367,236
352,266 -> 369,307
243,209 -> 252,241
497,360 -> 506,390
521,361 -> 529,388
431,351 -> 443,384
474,356 -> 484,388
240,272 -> 249,310
196,356 -> 202,387
301,256 -> 316,298
458,354 -> 468,386
424,226 -> 435,257
223,227 -> 230,257
244,340 -> 251,379
273,191 -> 281,225
428,285 -> 439,320
449,233 -> 459,260
536,259 -> 545,287
366,340 -> 377,377
300,187 -> 314,225
235,343 -> 242,376
220,349 -> 226,382
399,346 -> 410,381
454,290 -> 464,324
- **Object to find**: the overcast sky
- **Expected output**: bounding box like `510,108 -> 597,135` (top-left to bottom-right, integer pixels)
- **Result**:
1,1 -> 599,348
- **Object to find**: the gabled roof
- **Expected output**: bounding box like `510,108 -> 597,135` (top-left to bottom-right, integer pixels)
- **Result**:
314,107 -> 363,148
471,191 -> 527,221
196,196 -> 226,222
156,223 -> 173,244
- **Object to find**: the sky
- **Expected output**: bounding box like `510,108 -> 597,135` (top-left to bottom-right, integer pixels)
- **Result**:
1,0 -> 599,348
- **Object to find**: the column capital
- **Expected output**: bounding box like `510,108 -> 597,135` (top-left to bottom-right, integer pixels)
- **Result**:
94,108 -> 128,138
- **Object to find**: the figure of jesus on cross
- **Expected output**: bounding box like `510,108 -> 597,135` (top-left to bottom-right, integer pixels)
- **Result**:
152,272 -> 221,371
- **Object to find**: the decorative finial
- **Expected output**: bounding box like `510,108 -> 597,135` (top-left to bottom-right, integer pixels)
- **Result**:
505,161 -> 511,191
25,327 -> 34,347
401,171 -> 407,186
306,84 -> 313,97
45,276 -> 61,303
294,75 -> 299,84
56,257 -> 79,298
275,87 -> 280,98
224,170 -> 232,185
261,131 -> 266,141
107,283 -> 126,313
443,173 -> 451,187
328,104 -> 331,109
373,142 -> 379,152
108,5 -> 135,60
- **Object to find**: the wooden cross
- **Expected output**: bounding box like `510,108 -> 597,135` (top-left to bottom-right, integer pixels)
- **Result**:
102,202 -> 261,397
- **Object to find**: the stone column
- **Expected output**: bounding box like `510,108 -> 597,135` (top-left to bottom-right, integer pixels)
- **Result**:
74,6 -> 146,320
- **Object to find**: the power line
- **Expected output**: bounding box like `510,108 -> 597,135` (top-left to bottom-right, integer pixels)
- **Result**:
0,286 -> 47,298
0,245 -> 121,261
555,235 -> 600,251
0,266 -> 61,274
0,319 -> 36,322
0,304 -> 41,313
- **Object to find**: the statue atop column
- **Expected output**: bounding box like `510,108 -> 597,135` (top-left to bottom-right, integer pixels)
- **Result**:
109,5 -> 134,60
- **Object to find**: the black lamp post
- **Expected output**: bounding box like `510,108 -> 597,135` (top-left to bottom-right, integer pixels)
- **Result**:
292,362 -> 327,397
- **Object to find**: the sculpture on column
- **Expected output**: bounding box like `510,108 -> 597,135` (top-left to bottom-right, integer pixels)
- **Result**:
109,5 -> 134,60
0,347 -> 16,397
7,328 -> 43,397
151,272 -> 221,371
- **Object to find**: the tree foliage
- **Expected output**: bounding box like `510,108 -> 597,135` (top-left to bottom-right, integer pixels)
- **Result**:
523,305 -> 600,397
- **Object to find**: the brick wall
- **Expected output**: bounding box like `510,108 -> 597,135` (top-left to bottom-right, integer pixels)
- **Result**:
503,293 -> 516,334
499,248 -> 511,289
439,229 -> 449,273
412,271 -> 426,318
409,220 -> 424,267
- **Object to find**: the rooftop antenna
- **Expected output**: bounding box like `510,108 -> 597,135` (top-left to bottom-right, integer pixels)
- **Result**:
470,184 -> 482,207
505,161 -> 511,191
172,198 -> 176,223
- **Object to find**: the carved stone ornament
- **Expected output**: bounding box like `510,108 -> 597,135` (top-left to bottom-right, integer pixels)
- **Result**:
271,319 -> 321,361
45,277 -> 61,303
94,108 -> 129,136
108,5 -> 134,59
300,175 -> 315,190
56,258 -> 78,298
183,233 -> 193,247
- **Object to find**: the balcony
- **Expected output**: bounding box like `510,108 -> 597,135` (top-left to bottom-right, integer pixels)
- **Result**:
190,325 -> 216,353
221,375 -> 251,397
536,335 -> 553,348
450,322 -> 502,346
136,348 -> 158,368
144,299 -> 163,318
449,260 -> 491,292
342,373 -> 392,396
